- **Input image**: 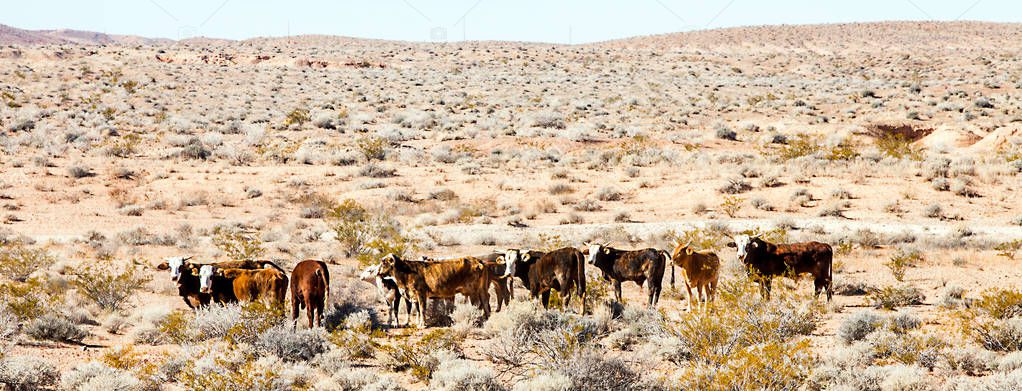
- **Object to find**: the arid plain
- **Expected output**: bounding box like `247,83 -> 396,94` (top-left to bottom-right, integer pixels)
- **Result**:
2,21 -> 1022,390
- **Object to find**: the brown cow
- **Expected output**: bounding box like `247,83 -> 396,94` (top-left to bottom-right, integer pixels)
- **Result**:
585,244 -> 666,308
474,252 -> 515,312
198,264 -> 289,307
670,242 -> 720,311
726,234 -> 833,301
156,257 -> 281,309
290,260 -> 330,329
377,254 -> 491,328
504,248 -> 586,314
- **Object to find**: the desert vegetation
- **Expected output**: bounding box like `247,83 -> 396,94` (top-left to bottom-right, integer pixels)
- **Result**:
0,20 -> 1021,389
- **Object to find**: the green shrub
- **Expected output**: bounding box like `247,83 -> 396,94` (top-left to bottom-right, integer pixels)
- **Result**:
356,136 -> 387,161
72,264 -> 150,311
876,133 -> 922,160
886,248 -> 923,282
211,227 -> 265,260
870,285 -> 925,310
974,289 -> 1022,320
328,199 -> 416,265
0,278 -> 62,320
995,239 -> 1022,260
382,328 -> 465,382
283,108 -> 310,127
0,244 -> 54,282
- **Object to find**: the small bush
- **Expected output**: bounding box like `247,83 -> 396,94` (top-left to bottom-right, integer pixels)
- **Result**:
0,355 -> 59,391
0,244 -> 54,282
974,289 -> 1022,319
870,285 -> 925,310
720,195 -> 742,218
356,136 -> 387,161
430,358 -> 506,391
359,163 -> 397,178
211,227 -> 265,260
886,248 -> 922,282
718,178 -> 752,194
995,240 -> 1022,260
548,183 -> 574,195
382,328 -> 464,382
596,187 -> 623,201
67,164 -> 94,179
60,361 -> 140,391
72,264 -> 150,311
255,325 -> 330,362
838,310 -> 885,344
24,314 -> 87,343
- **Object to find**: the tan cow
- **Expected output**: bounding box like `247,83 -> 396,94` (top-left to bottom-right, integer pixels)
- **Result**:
377,254 -> 490,328
198,265 -> 288,307
670,242 -> 720,311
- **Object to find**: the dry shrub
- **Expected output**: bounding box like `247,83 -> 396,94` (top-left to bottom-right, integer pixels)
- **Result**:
24,314 -> 87,343
381,328 -> 464,382
0,355 -> 59,391
72,263 -> 150,311
870,285 -> 925,310
0,243 -> 54,282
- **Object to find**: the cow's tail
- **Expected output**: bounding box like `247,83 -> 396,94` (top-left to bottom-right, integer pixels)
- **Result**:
660,250 -> 674,289
260,260 -> 287,274
317,261 -> 331,307
576,250 -> 587,314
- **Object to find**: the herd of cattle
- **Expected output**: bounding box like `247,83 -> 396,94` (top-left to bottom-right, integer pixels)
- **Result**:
154,234 -> 834,328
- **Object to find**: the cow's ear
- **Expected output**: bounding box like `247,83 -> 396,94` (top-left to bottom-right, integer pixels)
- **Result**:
725,242 -> 736,248
156,262 -> 169,270
602,247 -> 611,254
751,242 -> 759,248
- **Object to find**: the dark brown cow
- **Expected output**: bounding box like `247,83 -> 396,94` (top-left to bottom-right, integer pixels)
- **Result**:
504,248 -> 586,313
726,234 -> 833,301
156,257 -> 281,309
585,244 -> 666,308
290,260 -> 330,329
199,264 -> 289,307
377,254 -> 491,328
670,242 -> 721,311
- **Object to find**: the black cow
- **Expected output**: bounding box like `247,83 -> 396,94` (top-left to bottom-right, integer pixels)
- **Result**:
504,248 -> 586,314
584,243 -> 667,308
726,234 -> 833,301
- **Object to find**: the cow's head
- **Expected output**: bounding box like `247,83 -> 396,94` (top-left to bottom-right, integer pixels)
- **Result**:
359,264 -> 380,283
378,253 -> 399,276
726,234 -> 761,263
157,256 -> 193,282
198,265 -> 218,294
501,249 -> 522,278
584,242 -> 610,264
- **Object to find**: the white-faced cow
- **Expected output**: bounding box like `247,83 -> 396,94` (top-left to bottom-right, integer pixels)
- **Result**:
585,243 -> 667,308
198,264 -> 289,307
359,263 -> 413,327
377,254 -> 491,328
504,247 -> 586,314
669,242 -> 720,311
727,234 -> 833,301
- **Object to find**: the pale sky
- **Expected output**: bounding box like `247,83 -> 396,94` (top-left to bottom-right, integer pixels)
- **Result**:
2,0 -> 1018,43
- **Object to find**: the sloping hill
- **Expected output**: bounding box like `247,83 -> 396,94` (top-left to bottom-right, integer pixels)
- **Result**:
599,21 -> 1022,52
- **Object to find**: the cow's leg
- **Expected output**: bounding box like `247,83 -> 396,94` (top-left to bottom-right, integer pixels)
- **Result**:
814,275 -> 831,301
305,294 -> 316,329
613,281 -> 623,303
762,278 -> 772,300
684,281 -> 694,311
416,293 -> 428,328
291,295 -> 301,330
541,291 -> 551,309
315,297 -> 325,328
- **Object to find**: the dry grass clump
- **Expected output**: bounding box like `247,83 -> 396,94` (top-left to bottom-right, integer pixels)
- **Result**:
0,355 -> 59,390
870,285 -> 925,310
0,243 -> 54,282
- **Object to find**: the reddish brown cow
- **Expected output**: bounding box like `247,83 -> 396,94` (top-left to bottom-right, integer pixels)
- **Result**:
290,260 -> 330,328
727,234 -> 833,301
199,265 -> 289,307
377,254 -> 491,328
670,242 -> 720,311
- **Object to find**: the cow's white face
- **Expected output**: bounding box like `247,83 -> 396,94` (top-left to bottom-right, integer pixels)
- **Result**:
732,235 -> 753,261
165,256 -> 187,282
586,244 -> 602,264
502,249 -> 520,277
198,265 -> 215,293
359,264 -> 380,283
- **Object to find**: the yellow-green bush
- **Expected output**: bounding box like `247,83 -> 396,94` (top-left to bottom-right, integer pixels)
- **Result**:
381,328 -> 465,382
0,244 -> 54,282
72,264 -> 150,311
211,227 -> 265,261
